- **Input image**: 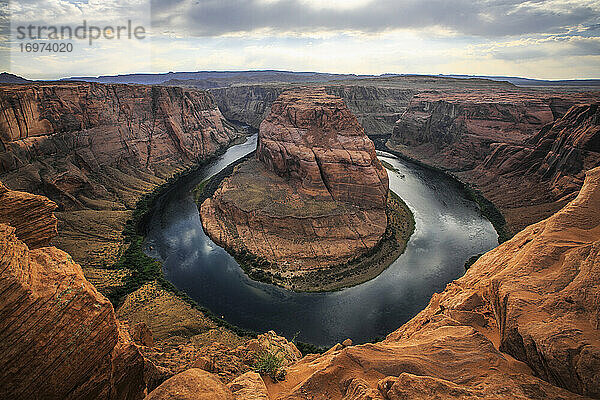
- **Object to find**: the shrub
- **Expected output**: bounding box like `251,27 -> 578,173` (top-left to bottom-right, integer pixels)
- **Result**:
253,346 -> 284,381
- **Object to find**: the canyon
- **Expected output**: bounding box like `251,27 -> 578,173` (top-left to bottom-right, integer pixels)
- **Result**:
209,76 -> 600,235
0,75 -> 599,399
0,81 -> 239,270
200,88 -> 413,291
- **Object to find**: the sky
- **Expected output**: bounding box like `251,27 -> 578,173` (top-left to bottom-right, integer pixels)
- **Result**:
1,0 -> 599,80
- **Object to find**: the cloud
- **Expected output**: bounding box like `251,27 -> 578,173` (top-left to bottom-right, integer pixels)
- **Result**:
481,35 -> 600,60
3,0 -> 600,79
150,0 -> 600,38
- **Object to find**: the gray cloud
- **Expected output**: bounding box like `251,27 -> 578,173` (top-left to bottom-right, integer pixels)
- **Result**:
151,0 -> 600,38
489,36 -> 600,60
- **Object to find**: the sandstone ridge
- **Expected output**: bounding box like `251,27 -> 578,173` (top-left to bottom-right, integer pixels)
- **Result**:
0,182 -> 145,399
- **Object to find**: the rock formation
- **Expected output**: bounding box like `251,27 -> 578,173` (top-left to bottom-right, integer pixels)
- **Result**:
145,369 -> 234,400
465,103 -> 600,232
0,183 -> 145,399
201,88 -> 390,285
238,166 -> 600,399
391,95 -> 600,233
0,82 -> 239,267
211,83 -> 413,136
0,180 -> 57,248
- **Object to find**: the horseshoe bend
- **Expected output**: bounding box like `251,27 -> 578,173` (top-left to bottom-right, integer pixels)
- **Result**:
200,88 -> 414,291
0,73 -> 599,400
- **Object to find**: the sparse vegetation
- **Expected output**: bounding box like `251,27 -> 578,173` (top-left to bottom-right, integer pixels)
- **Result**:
103,146 -> 257,338
253,346 -> 285,380
294,341 -> 326,355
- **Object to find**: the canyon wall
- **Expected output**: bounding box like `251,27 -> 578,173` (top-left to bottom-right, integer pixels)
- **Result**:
201,88 -> 391,288
0,183 -> 145,400
210,84 -> 412,135
391,93 -> 600,233
0,82 -> 239,267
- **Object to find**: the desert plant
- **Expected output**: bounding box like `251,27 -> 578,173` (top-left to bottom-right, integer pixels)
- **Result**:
253,346 -> 284,380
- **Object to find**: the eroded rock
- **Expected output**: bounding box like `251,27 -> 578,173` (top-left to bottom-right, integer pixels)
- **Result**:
145,369 -> 234,400
201,88 -> 391,288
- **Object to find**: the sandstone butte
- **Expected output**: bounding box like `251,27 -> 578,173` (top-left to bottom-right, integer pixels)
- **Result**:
200,88 -> 392,286
0,82 -> 239,268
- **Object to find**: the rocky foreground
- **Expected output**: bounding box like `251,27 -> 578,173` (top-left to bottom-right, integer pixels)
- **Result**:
201,88 -> 406,290
0,183 -> 145,398
149,166 -> 600,400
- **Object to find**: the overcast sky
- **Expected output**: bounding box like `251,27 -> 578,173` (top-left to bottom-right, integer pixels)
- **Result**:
1,0 -> 599,79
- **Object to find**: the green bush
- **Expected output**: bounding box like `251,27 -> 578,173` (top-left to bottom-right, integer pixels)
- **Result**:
253,347 -> 284,380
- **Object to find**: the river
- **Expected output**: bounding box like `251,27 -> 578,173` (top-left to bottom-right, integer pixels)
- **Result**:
144,134 -> 498,346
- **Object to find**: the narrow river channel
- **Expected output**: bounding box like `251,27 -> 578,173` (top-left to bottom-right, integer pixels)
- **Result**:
144,135 -> 498,346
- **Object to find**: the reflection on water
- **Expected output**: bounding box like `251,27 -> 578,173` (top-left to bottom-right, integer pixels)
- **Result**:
145,135 -> 498,346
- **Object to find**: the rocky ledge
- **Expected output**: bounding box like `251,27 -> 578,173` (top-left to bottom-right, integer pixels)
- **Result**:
201,88 -> 413,291
0,182 -> 145,399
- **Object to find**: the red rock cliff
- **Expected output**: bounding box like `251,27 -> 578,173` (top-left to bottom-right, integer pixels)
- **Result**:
0,182 -> 145,400
391,89 -> 600,233
0,82 -> 239,266
257,88 -> 389,209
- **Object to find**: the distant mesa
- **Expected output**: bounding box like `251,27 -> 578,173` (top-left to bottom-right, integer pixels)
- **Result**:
0,72 -> 31,84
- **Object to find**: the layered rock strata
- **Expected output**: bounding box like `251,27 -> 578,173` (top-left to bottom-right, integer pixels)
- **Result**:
392,97 -> 600,233
0,82 -> 239,267
0,183 -> 145,399
143,166 -> 600,399
0,180 -> 57,248
201,88 -> 389,280
256,166 -> 600,399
